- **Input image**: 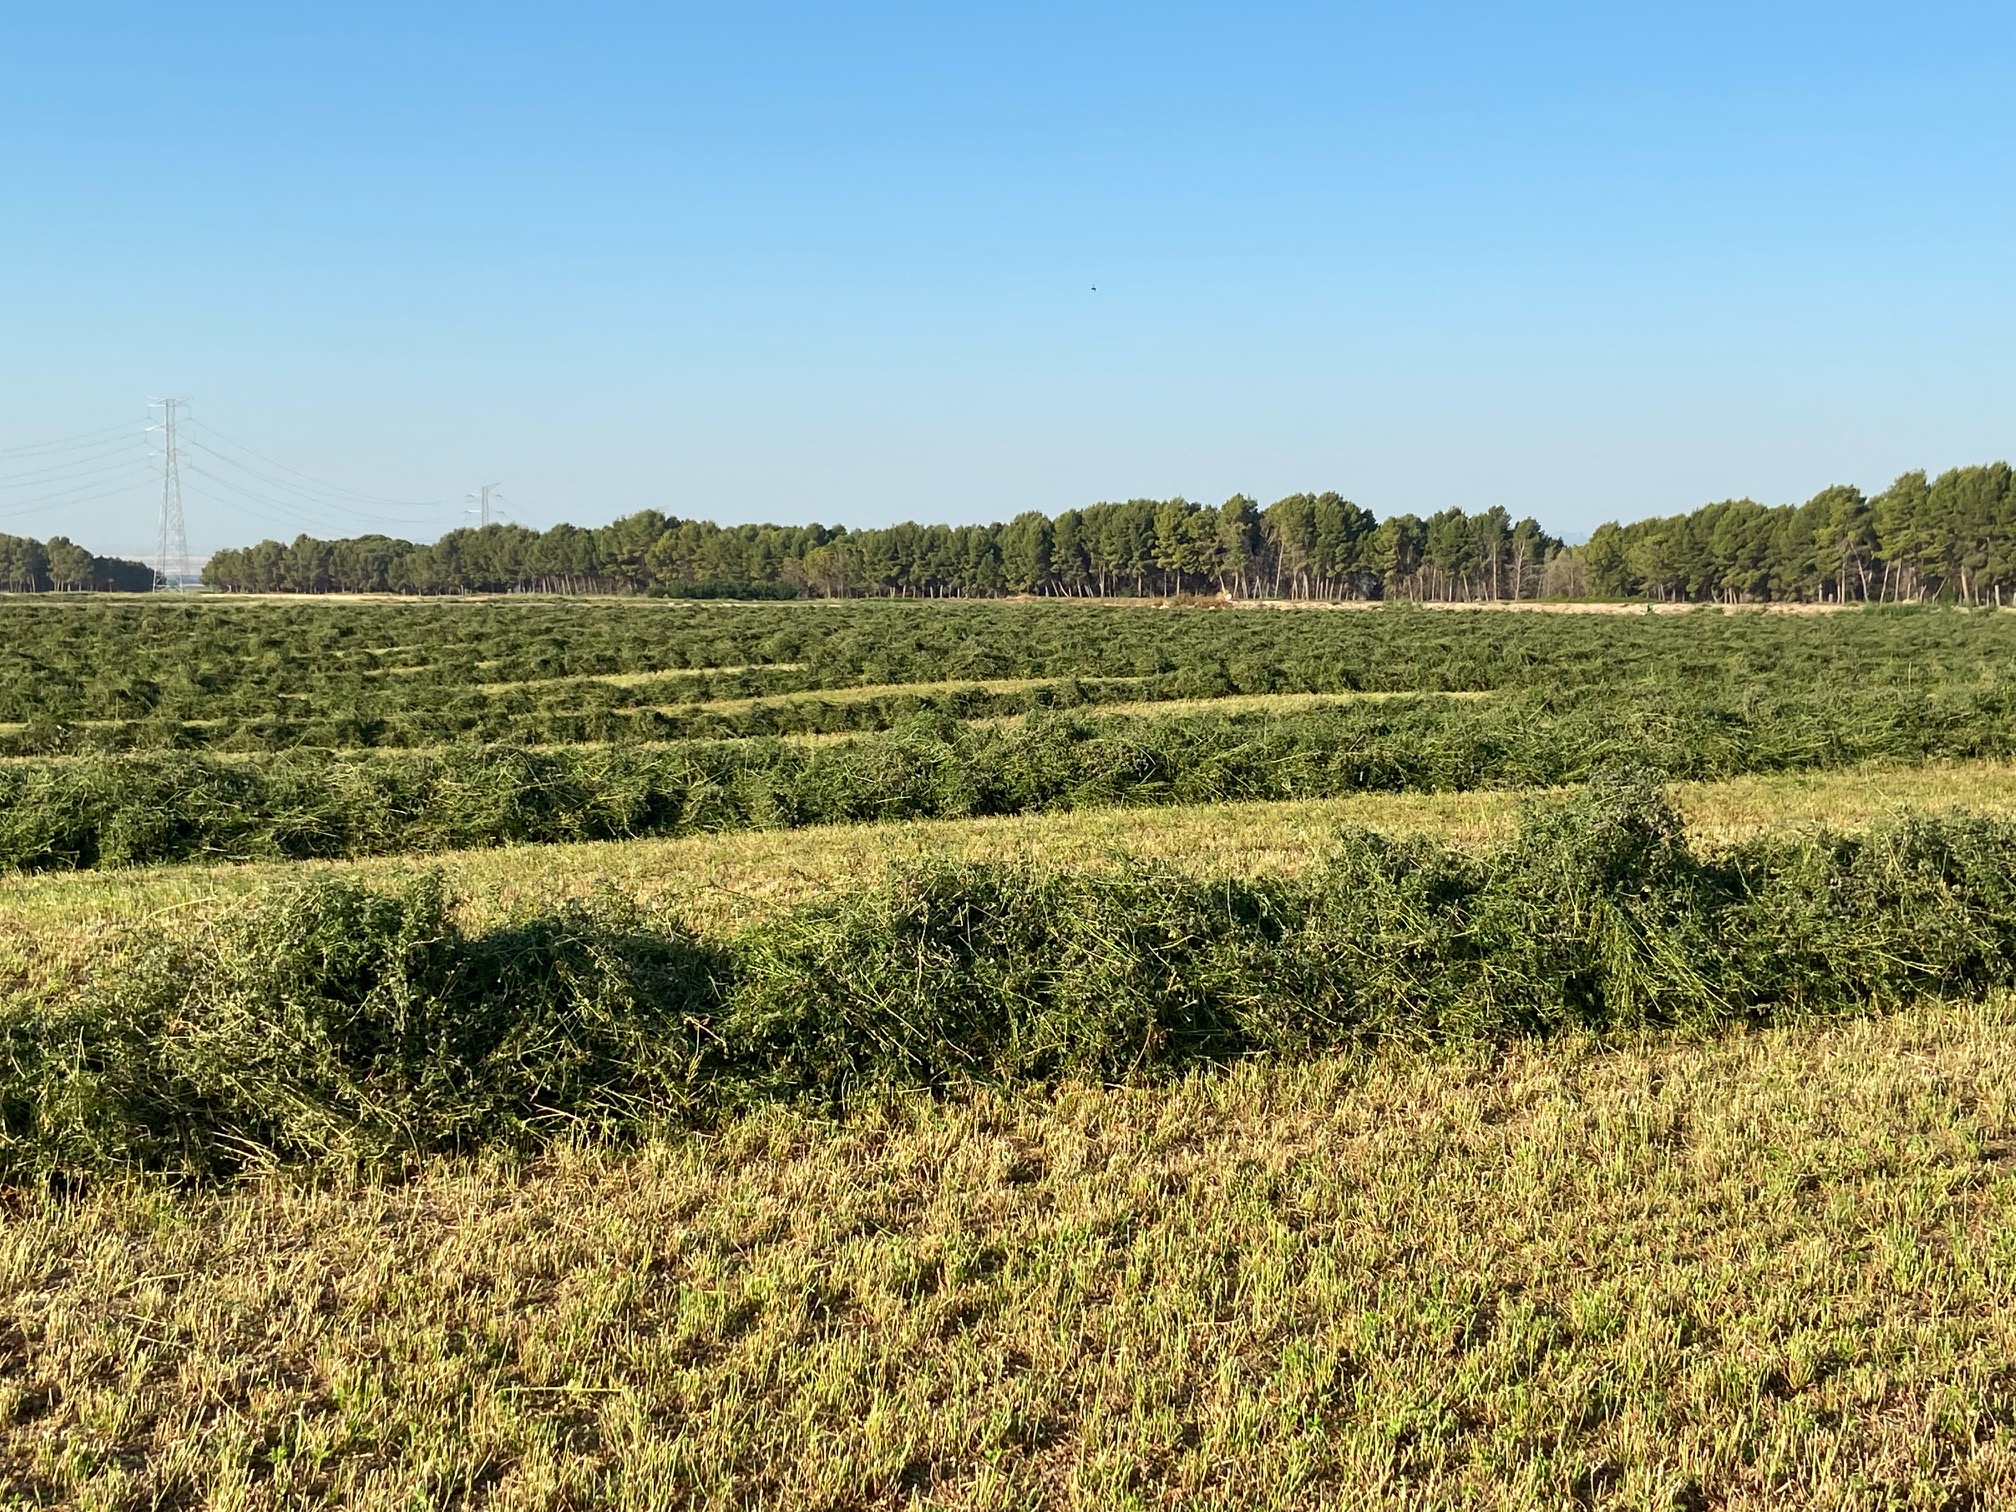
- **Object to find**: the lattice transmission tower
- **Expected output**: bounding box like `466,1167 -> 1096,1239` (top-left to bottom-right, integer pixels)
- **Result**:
150,397 -> 189,590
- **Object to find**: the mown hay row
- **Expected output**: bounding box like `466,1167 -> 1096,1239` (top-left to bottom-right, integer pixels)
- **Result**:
11,774 -> 2016,1181
5,686 -> 2016,872
7,597 -> 2013,735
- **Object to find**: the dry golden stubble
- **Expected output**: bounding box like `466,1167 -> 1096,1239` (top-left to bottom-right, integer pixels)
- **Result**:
3,1001 -> 2014,1507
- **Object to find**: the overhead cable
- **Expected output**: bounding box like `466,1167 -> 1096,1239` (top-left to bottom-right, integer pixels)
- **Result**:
182,442 -> 452,526
180,466 -> 429,534
0,471 -> 157,523
0,422 -> 141,460
0,444 -> 152,491
183,419 -> 452,508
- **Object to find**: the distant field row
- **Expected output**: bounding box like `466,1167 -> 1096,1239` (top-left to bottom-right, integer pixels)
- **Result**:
7,598 -> 2013,728
7,597 -> 2015,766
0,686 -> 1474,760
6,682 -> 2014,872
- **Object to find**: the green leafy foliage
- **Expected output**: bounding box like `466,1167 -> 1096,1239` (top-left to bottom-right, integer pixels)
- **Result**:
14,776 -> 2016,1182
1,875 -> 720,1179
6,684 -> 2015,871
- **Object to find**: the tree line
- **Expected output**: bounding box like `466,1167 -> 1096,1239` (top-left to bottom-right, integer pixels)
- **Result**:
200,463 -> 2015,603
200,496 -> 1561,600
0,533 -> 155,594
1576,464 -> 2016,604
14,461 -> 2013,602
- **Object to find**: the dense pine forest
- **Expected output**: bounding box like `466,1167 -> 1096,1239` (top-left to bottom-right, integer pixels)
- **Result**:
201,461 -> 2014,602
0,533 -> 154,593
5,462 -> 2012,603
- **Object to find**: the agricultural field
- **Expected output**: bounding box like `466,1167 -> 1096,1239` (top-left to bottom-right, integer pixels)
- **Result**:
5,595 -> 2016,1508
5,597 -> 2016,870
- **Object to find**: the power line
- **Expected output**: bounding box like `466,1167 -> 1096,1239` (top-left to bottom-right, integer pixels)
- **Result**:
0,465 -> 154,511
181,462 -> 458,539
0,434 -> 148,482
0,473 -> 157,524
0,409 -> 492,551
182,418 -> 452,508
0,422 -> 140,460
0,447 -> 151,491
182,463 -> 457,534
181,467 -> 352,532
182,440 -> 453,526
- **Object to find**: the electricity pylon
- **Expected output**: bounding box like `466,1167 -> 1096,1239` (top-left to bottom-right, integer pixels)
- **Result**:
149,397 -> 189,590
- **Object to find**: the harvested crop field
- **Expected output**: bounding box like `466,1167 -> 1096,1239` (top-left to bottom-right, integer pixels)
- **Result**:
8,1006 -> 2015,1508
4,596 -> 2016,1508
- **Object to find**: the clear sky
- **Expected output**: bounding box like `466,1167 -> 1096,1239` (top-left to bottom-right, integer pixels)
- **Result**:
1,2 -> 2010,555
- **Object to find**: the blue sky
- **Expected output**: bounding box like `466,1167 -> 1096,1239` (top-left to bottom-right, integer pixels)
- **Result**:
1,2 -> 2010,554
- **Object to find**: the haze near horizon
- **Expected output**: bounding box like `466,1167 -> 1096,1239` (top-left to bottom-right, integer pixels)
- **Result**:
2,1 -> 2010,556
